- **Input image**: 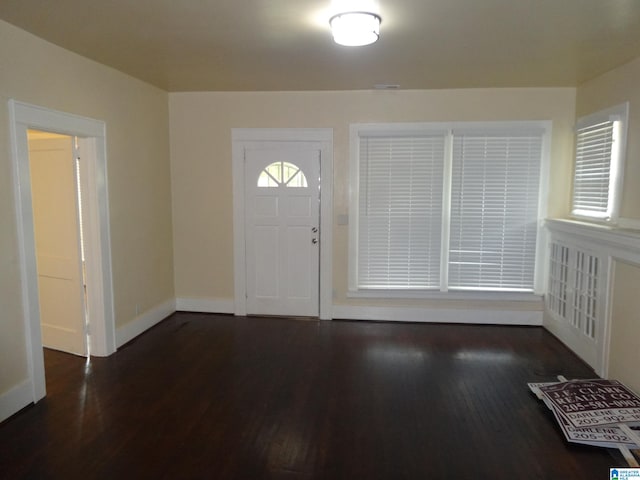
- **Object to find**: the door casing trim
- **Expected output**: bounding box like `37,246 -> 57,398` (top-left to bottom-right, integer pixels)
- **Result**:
232,129 -> 333,319
9,100 -> 116,403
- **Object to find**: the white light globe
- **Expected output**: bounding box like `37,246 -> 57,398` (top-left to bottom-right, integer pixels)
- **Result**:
330,12 -> 381,46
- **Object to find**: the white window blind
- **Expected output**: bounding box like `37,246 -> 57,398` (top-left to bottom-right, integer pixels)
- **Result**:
357,134 -> 445,288
448,131 -> 543,291
572,120 -> 615,218
571,103 -> 628,221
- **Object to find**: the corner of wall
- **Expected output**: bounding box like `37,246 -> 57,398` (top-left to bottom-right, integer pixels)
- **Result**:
114,298 -> 177,350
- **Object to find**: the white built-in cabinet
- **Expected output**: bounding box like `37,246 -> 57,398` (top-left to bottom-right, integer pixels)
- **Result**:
544,219 -> 640,377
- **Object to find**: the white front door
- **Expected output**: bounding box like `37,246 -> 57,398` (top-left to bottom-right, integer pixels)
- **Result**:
29,133 -> 87,356
244,145 -> 320,317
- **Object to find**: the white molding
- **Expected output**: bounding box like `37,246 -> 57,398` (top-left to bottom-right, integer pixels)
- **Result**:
8,100 -> 116,404
545,218 -> 640,265
601,259 -> 616,378
332,305 -> 543,325
115,299 -> 176,349
12,102 -> 105,136
535,121 -> 553,294
319,134 -> 334,321
231,128 -> 334,320
576,102 -> 630,130
232,128 -> 333,143
8,103 -> 43,403
176,297 -> 235,314
232,133 -> 247,317
76,136 -> 116,356
347,290 -> 541,302
0,380 -> 32,424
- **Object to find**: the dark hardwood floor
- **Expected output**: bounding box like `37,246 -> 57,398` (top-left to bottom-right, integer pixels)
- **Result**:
0,313 -> 625,479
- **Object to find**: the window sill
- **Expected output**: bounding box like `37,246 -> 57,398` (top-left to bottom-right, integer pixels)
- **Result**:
545,218 -> 640,254
566,214 -> 640,232
347,290 -> 541,302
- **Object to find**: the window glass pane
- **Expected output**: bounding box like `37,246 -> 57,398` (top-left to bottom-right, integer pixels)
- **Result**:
571,103 -> 628,221
286,170 -> 308,187
266,162 -> 283,183
448,133 -> 542,291
350,122 -> 546,294
282,162 -> 298,184
357,134 -> 445,289
572,121 -> 615,218
258,161 -> 307,188
257,170 -> 280,187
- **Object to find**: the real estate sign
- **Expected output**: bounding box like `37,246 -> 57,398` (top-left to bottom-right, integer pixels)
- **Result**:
551,407 -> 640,449
539,379 -> 640,428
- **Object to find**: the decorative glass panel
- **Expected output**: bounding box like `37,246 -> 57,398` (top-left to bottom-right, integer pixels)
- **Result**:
286,170 -> 308,187
572,250 -> 599,339
258,161 -> 308,188
547,242 -> 569,319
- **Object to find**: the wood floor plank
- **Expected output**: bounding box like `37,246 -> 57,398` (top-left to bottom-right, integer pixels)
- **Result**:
0,313 -> 624,478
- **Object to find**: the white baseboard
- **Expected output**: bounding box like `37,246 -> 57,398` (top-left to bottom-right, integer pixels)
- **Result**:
176,297 -> 235,314
176,298 -> 543,325
331,305 -> 543,325
115,298 -> 176,349
0,379 -> 32,423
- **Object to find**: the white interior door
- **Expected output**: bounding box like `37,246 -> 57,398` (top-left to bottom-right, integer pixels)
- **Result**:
244,145 -> 320,317
29,133 -> 87,356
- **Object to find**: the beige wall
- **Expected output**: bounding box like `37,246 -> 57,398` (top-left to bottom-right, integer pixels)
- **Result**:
0,20 -> 174,397
575,56 -> 640,389
576,55 -> 640,221
608,261 -> 640,393
169,88 -> 576,307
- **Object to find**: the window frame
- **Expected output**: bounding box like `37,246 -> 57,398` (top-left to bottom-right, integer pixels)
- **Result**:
571,102 -> 629,223
348,121 -> 551,298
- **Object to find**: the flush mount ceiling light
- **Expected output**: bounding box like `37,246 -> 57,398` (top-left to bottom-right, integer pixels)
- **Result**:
329,11 -> 381,46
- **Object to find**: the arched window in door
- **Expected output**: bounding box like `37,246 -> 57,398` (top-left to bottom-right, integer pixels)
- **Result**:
257,161 -> 308,187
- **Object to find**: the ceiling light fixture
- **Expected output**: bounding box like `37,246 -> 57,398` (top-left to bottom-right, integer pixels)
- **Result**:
329,11 -> 381,46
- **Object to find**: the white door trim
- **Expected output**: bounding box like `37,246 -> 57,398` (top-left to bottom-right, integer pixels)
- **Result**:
232,128 -> 333,320
8,100 -> 116,403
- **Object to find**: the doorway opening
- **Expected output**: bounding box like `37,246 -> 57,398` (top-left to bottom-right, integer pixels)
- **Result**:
27,130 -> 90,358
9,100 -> 116,405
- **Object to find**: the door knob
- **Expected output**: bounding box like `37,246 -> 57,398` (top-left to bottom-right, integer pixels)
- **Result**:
311,227 -> 318,233
312,238 -> 318,244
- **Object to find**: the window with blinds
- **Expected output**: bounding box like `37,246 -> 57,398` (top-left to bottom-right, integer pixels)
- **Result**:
357,134 -> 445,288
448,131 -> 542,291
572,121 -> 615,217
571,103 -> 628,221
350,122 -> 548,294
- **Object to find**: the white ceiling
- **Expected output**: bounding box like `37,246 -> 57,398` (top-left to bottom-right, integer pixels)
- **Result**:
2,0 -> 640,92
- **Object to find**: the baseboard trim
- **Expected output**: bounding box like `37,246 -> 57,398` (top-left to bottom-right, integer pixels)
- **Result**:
331,305 -> 543,325
175,298 -> 543,325
115,298 -> 176,349
0,379 -> 32,424
176,297 -> 235,314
